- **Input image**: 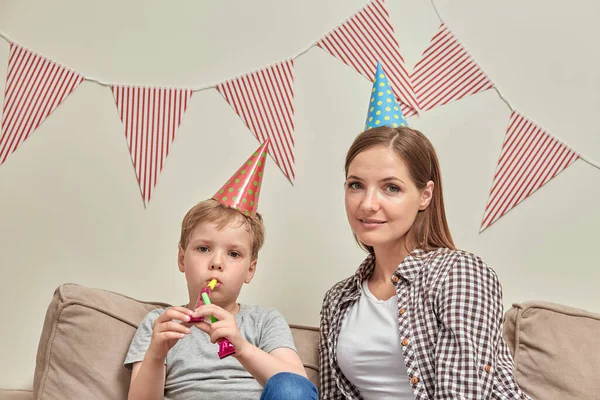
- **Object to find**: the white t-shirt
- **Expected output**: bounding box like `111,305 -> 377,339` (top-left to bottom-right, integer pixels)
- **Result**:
337,280 -> 413,399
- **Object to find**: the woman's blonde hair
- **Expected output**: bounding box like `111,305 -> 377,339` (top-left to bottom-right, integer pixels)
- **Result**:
344,126 -> 455,253
179,199 -> 265,261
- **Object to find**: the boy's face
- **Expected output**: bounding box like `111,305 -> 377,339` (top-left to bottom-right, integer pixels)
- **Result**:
178,218 -> 256,309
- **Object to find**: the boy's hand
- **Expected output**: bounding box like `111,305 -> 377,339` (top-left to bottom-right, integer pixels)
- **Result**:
192,304 -> 249,356
147,306 -> 194,361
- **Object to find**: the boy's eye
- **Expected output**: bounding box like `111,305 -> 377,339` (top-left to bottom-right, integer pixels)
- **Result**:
347,181 -> 363,190
198,246 -> 210,253
229,251 -> 240,258
386,184 -> 400,193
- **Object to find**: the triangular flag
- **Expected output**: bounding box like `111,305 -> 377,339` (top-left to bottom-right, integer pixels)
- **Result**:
217,61 -> 295,183
112,86 -> 192,206
365,62 -> 408,129
0,43 -> 84,165
318,0 -> 419,117
411,23 -> 494,112
212,140 -> 270,218
480,111 -> 579,232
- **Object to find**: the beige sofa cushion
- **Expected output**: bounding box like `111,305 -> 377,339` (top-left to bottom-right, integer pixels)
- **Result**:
0,390 -> 33,400
33,283 -> 319,399
503,301 -> 600,400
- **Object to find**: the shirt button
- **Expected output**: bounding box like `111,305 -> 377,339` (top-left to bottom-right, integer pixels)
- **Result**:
401,339 -> 409,346
391,275 -> 399,283
411,377 -> 419,385
484,364 -> 491,373
398,308 -> 406,315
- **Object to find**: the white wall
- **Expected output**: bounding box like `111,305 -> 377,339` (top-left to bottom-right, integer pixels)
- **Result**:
1,0 -> 599,390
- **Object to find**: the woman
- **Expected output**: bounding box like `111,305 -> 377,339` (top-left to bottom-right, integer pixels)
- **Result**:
319,126 -> 530,399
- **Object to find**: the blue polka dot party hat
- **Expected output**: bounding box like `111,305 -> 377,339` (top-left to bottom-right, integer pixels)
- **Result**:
212,139 -> 270,218
365,62 -> 408,130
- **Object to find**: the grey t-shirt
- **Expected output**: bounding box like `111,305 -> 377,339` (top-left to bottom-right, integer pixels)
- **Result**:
124,304 -> 297,400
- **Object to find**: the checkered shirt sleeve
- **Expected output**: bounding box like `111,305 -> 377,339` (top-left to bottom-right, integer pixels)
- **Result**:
319,277 -> 363,399
318,292 -> 339,399
433,253 -> 529,399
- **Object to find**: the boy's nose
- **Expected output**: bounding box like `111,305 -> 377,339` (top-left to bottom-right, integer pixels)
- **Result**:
209,253 -> 224,271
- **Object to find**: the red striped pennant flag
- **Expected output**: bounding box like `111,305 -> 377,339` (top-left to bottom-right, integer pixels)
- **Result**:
481,112 -> 579,232
412,23 -> 494,112
318,0 -> 419,117
0,43 -> 84,165
112,86 -> 192,206
217,61 -> 295,183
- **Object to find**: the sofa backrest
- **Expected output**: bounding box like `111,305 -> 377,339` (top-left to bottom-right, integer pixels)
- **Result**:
36,284 -> 600,399
33,283 -> 318,399
503,301 -> 600,400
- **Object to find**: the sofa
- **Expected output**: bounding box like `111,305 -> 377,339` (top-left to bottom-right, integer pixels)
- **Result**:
1,283 -> 599,399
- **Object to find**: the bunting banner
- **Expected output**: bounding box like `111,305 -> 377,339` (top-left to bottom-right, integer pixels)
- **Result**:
217,61 -> 296,183
112,86 -> 193,206
411,23 -> 494,112
480,112 -> 579,231
318,0 -> 419,117
0,0 -> 597,219
0,43 -> 84,165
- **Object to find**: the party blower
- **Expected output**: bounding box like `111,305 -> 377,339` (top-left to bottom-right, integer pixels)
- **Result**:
189,279 -> 236,359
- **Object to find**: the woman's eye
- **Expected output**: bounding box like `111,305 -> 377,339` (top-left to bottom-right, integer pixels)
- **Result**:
386,185 -> 400,193
198,246 -> 209,253
229,251 -> 240,258
347,181 -> 362,190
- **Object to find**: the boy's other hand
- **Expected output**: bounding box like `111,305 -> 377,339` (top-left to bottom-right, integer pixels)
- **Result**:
192,304 -> 248,356
148,306 -> 194,361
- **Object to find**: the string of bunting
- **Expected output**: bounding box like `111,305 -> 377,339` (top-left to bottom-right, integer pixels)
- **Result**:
0,0 -> 597,231
426,1 -> 597,231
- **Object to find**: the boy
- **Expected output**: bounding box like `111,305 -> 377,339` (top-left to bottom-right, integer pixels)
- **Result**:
124,141 -> 317,400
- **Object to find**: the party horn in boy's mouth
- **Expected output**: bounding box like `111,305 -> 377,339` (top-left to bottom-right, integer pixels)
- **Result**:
189,279 -> 236,359
200,279 -> 218,323
189,279 -> 219,323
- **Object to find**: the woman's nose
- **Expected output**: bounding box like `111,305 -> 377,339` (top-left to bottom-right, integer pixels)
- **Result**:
361,190 -> 379,213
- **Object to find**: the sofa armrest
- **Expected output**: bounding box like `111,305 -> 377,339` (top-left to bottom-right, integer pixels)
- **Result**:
0,389 -> 33,400
503,301 -> 600,400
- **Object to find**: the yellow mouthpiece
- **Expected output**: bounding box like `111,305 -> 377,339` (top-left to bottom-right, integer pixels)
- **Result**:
208,279 -> 218,290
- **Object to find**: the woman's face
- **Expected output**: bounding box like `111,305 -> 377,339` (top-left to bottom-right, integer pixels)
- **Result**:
344,145 -> 433,250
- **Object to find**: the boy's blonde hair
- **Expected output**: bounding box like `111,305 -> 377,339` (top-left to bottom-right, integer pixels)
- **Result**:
179,199 -> 265,261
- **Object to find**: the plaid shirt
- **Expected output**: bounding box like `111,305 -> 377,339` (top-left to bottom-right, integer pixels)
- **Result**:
319,248 -> 531,399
